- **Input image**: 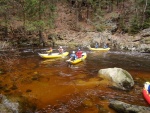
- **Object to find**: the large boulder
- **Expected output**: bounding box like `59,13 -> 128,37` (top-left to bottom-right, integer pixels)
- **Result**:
98,67 -> 134,90
109,99 -> 150,113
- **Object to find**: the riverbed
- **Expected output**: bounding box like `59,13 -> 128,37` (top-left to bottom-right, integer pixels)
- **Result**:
0,47 -> 150,113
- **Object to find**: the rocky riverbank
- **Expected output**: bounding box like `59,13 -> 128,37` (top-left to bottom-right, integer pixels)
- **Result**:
47,29 -> 150,53
1,29 -> 149,53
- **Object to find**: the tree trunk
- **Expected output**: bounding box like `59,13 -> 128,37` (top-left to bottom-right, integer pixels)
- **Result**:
142,0 -> 148,28
3,0 -> 9,39
4,13 -> 8,39
75,0 -> 79,28
86,4 -> 89,23
38,0 -> 45,47
117,0 -> 119,8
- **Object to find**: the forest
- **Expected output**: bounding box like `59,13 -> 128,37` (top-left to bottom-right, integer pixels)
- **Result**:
0,0 -> 150,47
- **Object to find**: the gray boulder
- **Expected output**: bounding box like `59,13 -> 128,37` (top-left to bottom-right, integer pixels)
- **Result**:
140,28 -> 150,37
98,67 -> 134,90
109,99 -> 150,113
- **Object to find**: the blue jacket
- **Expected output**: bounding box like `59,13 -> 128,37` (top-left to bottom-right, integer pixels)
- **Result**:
70,53 -> 77,60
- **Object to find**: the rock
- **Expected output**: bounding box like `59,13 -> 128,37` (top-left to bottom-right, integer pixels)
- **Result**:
98,68 -> 134,90
109,99 -> 150,113
0,94 -> 19,113
140,28 -> 150,37
82,99 -> 93,107
140,37 -> 150,44
0,70 -> 3,74
137,44 -> 150,53
0,41 -> 10,49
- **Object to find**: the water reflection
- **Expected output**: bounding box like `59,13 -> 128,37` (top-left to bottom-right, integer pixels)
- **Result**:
0,49 -> 150,112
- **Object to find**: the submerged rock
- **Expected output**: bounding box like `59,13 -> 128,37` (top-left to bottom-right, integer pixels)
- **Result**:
0,68 -> 5,74
109,99 -> 150,113
98,67 -> 134,90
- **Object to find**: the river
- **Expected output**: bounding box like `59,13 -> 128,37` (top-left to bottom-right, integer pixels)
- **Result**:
0,47 -> 150,113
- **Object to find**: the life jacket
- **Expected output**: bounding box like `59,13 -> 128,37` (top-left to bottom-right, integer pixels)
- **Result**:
49,48 -> 53,52
76,51 -> 82,58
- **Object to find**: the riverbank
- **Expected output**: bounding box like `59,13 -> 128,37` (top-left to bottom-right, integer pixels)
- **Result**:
47,30 -> 150,53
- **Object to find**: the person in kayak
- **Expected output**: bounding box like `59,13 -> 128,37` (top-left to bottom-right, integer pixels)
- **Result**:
58,46 -> 64,54
48,47 -> 53,55
76,48 -> 82,58
69,51 -> 77,61
103,43 -> 108,48
95,42 -> 99,48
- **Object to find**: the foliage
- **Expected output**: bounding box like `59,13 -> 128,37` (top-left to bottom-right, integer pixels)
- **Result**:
0,0 -> 150,42
143,18 -> 150,29
24,0 -> 39,18
130,17 -> 141,34
25,21 -> 37,31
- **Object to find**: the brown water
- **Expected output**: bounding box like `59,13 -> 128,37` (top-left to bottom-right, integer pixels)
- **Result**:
0,48 -> 150,113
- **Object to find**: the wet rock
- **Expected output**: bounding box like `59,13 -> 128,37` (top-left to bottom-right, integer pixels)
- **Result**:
0,70 -> 2,74
34,72 -> 38,75
32,76 -> 39,80
0,94 -> 19,113
26,89 -> 32,92
98,67 -> 134,90
97,104 -> 109,113
4,89 -> 11,93
0,85 -> 3,89
10,85 -> 18,90
0,68 -> 5,75
109,99 -> 150,113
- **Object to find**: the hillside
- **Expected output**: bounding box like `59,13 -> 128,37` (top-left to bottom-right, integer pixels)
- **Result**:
48,1 -> 150,52
0,0 -> 149,52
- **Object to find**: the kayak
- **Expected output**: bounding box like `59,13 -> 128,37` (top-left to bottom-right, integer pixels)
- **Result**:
67,52 -> 87,65
143,82 -> 150,104
88,45 -> 110,51
38,52 -> 69,59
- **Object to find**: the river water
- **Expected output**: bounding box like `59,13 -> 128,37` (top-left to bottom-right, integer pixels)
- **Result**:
0,47 -> 150,113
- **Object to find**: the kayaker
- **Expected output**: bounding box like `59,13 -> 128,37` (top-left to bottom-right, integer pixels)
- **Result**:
103,43 -> 108,48
48,47 -> 53,55
58,46 -> 64,54
95,42 -> 99,48
69,51 -> 77,61
76,49 -> 82,58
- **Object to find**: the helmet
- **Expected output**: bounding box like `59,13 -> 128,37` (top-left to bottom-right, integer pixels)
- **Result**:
60,46 -> 62,48
72,51 -> 75,53
144,82 -> 150,90
78,49 -> 80,51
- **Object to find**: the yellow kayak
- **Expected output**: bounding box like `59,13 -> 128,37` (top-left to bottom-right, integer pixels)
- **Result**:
38,52 -> 69,59
67,52 -> 87,65
88,45 -> 110,51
